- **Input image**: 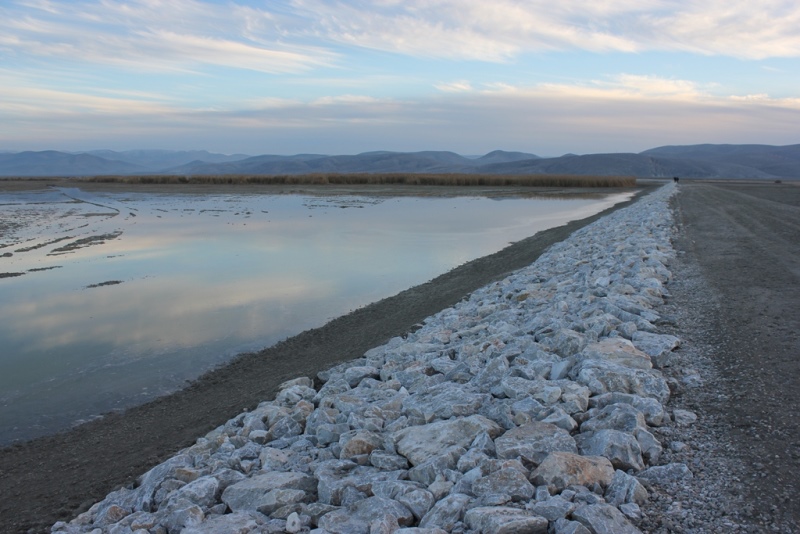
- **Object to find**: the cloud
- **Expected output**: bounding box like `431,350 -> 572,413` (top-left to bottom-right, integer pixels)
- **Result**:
3,0 -> 799,83
2,68 -> 798,155
292,0 -> 800,60
435,81 -> 474,93
2,0 -> 336,73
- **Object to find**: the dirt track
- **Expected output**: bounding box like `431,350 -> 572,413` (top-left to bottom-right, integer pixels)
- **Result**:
671,182 -> 800,529
0,184 -> 649,533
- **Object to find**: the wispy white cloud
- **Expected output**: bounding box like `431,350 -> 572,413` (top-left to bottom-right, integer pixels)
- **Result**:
2,69 -> 798,154
0,84 -> 175,117
292,0 -> 800,60
2,0 -> 336,73
1,0 -> 798,154
3,0 -> 799,81
434,81 -> 474,93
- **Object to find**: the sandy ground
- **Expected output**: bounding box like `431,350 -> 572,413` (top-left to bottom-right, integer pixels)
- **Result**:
0,180 -> 649,533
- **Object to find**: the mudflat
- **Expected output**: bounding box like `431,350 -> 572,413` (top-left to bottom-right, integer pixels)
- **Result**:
0,181 -> 648,533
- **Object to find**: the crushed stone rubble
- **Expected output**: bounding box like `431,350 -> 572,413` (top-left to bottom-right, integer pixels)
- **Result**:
54,183 -> 703,534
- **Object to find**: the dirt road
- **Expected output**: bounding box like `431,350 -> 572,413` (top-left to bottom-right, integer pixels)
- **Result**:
671,181 -> 800,529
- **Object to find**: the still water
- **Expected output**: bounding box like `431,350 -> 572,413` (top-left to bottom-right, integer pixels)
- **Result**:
0,186 -> 632,444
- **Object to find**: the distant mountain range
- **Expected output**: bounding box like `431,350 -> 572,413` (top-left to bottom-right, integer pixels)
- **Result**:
1,144 -> 798,179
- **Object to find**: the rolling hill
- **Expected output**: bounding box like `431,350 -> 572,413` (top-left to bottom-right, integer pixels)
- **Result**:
0,145 -> 797,179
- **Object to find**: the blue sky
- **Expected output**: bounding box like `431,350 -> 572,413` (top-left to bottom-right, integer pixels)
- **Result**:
1,0 -> 798,156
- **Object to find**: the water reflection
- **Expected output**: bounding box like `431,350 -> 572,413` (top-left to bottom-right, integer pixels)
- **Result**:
0,187 -> 632,443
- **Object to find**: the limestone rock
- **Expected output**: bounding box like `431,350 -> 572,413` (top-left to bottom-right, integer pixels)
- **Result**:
396,488 -> 437,521
553,518 -> 592,534
221,472 -> 316,512
339,430 -> 383,459
158,498 -> 205,533
344,365 -> 380,387
578,338 -> 653,370
589,392 -> 665,427
314,460 -> 406,506
575,430 -> 644,472
285,511 -> 303,533
133,454 -> 194,512
408,446 -> 464,486
463,506 -> 548,533
402,382 -> 490,424
501,377 -> 562,404
572,503 -> 643,534
419,493 -> 472,530
370,450 -> 410,471
394,415 -> 502,467
318,496 -> 414,533
255,489 -> 307,514
619,502 -> 642,521
395,529 -> 448,534
181,511 -> 263,534
495,422 -> 577,464
571,359 -> 670,403
604,469 -> 648,506
471,355 -> 510,393
631,331 -> 680,368
278,376 -> 314,390
472,467 -> 535,502
634,428 -> 663,465
539,328 -> 589,357
538,406 -> 578,432
530,452 -> 614,494
527,495 -> 576,521
275,385 -> 316,406
169,476 -> 220,509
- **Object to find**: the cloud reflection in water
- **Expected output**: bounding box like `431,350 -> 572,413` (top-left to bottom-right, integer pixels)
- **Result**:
0,188 -> 632,443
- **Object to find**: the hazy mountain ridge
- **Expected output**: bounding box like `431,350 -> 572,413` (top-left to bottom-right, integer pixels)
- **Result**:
0,151 -> 145,176
640,144 -> 800,178
0,145 -> 797,178
82,149 -> 252,171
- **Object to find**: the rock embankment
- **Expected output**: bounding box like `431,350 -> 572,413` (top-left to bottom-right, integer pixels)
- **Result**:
53,183 -> 690,534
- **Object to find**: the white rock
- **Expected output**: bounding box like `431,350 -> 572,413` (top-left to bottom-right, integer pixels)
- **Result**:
394,415 -> 503,466
495,422 -> 577,464
463,506 -> 548,533
572,503 -> 643,534
530,452 -> 615,494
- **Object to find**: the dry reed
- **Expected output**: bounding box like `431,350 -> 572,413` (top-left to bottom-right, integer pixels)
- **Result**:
80,173 -> 636,188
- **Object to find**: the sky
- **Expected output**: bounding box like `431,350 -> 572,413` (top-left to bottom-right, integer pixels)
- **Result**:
1,0 -> 799,157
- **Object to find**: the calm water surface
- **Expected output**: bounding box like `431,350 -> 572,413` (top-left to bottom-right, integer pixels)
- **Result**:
0,187 -> 632,443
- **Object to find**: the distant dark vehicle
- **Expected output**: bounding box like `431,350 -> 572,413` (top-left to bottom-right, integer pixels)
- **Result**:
775,180 -> 782,184
673,176 -> 680,183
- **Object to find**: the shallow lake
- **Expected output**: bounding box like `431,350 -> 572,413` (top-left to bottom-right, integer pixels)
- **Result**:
0,186 -> 633,444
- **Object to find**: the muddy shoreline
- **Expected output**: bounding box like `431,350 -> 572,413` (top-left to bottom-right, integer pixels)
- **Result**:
0,181 -> 651,533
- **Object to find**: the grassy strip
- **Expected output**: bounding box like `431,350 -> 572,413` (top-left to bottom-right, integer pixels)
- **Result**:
80,173 -> 636,188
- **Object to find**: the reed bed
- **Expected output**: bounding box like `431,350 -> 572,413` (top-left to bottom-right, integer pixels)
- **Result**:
80,173 -> 636,188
